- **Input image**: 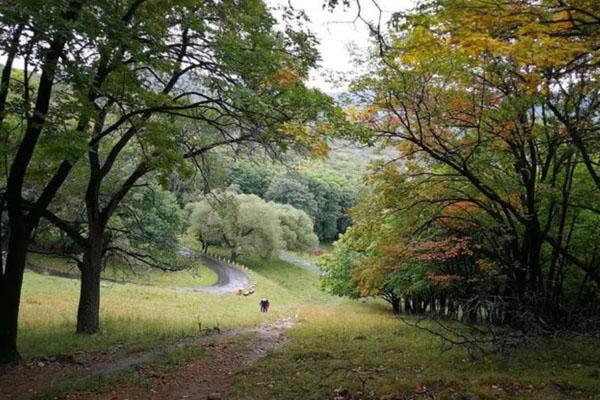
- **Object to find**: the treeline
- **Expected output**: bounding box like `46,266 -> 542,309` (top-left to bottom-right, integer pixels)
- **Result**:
227,160 -> 360,242
321,0 -> 600,330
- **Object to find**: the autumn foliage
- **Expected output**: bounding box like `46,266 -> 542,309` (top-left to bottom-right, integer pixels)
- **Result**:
322,0 -> 600,327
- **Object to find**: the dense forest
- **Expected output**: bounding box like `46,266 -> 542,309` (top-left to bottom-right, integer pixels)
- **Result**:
1,0 -> 600,399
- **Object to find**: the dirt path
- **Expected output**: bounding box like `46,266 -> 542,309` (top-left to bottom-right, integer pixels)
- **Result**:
0,319 -> 294,400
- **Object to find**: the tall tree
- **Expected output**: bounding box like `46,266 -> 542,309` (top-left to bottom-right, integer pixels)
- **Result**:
0,0 -> 335,362
0,0 -> 85,364
337,0 -> 600,325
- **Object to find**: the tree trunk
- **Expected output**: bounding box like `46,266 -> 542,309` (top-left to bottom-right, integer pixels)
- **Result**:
391,297 -> 400,315
404,297 -> 413,314
76,240 -> 104,334
0,231 -> 28,364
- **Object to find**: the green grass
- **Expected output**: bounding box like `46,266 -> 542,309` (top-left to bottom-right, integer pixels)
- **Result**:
230,303 -> 600,399
18,249 -> 324,359
19,245 -> 600,399
27,252 -> 218,287
237,253 -> 330,304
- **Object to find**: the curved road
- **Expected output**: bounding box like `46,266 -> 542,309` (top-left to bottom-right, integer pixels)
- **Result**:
27,249 -> 250,295
177,251 -> 250,295
277,252 -> 319,273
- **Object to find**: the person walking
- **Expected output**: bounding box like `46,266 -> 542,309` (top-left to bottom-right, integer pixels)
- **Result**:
259,298 -> 267,312
264,299 -> 270,312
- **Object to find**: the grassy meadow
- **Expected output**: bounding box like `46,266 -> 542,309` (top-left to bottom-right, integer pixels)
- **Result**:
19,250 -> 320,359
231,302 -> 600,399
17,249 -> 600,399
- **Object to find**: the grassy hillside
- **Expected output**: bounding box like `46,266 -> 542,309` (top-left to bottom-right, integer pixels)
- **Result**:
19,252 -> 326,359
27,253 -> 219,287
17,250 -> 600,399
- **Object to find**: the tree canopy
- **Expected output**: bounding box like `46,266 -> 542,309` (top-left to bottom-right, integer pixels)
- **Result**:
0,0 -> 340,361
188,189 -> 317,260
322,0 -> 600,325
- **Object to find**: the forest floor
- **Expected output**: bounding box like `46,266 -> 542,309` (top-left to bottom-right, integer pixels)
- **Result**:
2,248 -> 600,399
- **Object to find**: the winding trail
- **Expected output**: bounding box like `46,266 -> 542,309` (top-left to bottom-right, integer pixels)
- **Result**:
0,319 -> 296,400
26,249 -> 250,295
277,252 -> 319,273
177,250 -> 250,295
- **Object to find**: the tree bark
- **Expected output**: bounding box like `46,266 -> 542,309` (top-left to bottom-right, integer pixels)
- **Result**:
0,229 -> 28,364
391,297 -> 400,315
0,1 -> 82,364
76,239 -> 104,334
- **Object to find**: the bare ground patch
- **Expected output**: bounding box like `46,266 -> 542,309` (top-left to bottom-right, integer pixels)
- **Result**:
0,318 -> 295,400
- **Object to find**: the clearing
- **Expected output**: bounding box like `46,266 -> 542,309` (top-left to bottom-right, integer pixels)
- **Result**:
1,250 -> 599,399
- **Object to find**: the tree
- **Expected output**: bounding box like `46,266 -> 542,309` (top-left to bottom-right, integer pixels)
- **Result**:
229,161 -> 276,198
264,175 -> 318,221
112,184 -> 184,262
338,0 -> 600,326
227,156 -> 362,241
0,0 -> 338,361
188,189 -> 318,259
271,202 -> 318,253
0,0 -> 86,363
319,230 -> 362,300
304,177 -> 341,241
188,190 -> 283,260
319,226 -> 409,315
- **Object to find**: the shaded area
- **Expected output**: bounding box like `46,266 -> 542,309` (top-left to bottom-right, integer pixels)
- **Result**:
25,250 -> 249,295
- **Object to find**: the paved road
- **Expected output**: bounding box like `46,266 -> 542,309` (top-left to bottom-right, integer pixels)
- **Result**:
277,252 -> 319,273
27,248 -> 250,295
178,252 -> 250,295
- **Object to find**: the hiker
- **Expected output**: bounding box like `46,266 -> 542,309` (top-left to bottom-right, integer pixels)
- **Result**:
264,299 -> 270,312
259,298 -> 267,312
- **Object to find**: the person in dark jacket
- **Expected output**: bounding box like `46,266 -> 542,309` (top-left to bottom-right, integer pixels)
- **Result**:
259,298 -> 267,312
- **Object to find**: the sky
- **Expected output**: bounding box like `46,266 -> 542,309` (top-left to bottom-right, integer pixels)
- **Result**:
0,1 -> 416,93
267,0 -> 415,92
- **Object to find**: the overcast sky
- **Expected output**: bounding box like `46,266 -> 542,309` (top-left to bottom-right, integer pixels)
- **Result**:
0,1 -> 416,94
268,0 -> 415,92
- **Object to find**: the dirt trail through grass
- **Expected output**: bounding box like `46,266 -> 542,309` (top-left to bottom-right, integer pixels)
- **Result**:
0,318 -> 294,400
